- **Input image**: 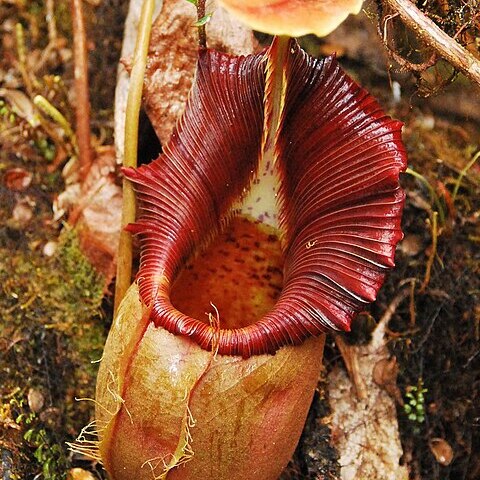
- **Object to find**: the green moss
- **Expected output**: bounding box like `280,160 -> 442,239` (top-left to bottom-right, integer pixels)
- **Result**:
0,226 -> 106,478
25,425 -> 68,480
56,227 -> 104,312
51,228 -> 106,374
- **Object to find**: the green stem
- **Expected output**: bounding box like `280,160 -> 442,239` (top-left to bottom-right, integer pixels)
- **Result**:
452,150 -> 480,203
420,211 -> 438,293
405,167 -> 446,225
33,94 -> 75,141
15,23 -> 34,94
114,0 -> 155,313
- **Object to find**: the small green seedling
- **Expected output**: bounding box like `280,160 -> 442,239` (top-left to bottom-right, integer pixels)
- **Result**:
404,380 -> 428,425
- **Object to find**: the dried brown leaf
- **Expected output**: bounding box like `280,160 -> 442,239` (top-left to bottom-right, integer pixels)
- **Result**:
142,0 -> 257,146
56,147 -> 122,285
75,148 -> 122,285
3,167 -> 32,191
0,88 -> 39,126
429,437 -> 454,466
373,357 -> 403,405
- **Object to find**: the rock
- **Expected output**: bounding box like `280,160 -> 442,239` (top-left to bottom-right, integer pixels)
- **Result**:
429,437 -> 454,466
67,468 -> 97,480
27,388 -> 44,413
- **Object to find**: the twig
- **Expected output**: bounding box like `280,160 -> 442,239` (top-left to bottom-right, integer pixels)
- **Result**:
382,0 -> 480,88
409,278 -> 416,327
379,11 -> 437,73
420,211 -> 438,293
389,48 -> 437,73
71,0 -> 93,180
410,302 -> 443,353
335,335 -> 367,400
196,0 -> 207,48
114,0 -> 155,313
15,23 -> 33,95
32,0 -> 61,75
453,13 -> 480,41
372,287 -> 411,349
46,0 -> 58,45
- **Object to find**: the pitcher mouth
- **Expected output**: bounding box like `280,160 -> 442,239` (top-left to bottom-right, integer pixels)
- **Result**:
146,214 -> 284,358
124,39 -> 406,358
171,215 -> 284,331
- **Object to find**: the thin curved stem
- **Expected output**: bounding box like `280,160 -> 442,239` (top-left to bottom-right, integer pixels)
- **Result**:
71,0 -> 93,180
114,0 -> 155,313
196,0 -> 206,48
452,150 -> 480,203
406,167 -> 446,226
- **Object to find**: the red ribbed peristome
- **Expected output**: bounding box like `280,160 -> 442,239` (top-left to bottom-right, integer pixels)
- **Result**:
124,39 -> 407,358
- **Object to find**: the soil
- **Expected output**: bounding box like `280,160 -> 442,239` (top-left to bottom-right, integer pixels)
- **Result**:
0,1 -> 479,480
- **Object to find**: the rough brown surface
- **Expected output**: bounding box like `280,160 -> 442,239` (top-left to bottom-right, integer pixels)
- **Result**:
142,0 -> 257,146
